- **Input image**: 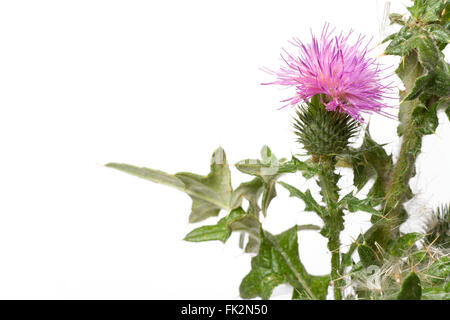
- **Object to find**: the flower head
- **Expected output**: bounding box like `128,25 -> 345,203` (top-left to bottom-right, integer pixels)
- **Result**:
264,25 -> 394,122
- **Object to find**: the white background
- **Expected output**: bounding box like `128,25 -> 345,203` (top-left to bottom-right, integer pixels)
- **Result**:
0,0 -> 448,299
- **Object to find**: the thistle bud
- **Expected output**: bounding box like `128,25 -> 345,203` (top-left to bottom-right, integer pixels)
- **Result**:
293,95 -> 359,156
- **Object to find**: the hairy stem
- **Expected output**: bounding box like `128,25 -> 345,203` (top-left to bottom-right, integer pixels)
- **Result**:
316,156 -> 344,300
372,52 -> 425,246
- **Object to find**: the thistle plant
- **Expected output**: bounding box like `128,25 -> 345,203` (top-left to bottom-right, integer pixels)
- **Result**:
107,0 -> 449,300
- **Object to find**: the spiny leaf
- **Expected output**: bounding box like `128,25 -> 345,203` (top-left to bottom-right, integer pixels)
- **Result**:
402,31 -> 449,100
411,0 -> 449,24
366,177 -> 386,207
292,275 -> 329,300
184,207 -> 246,243
385,20 -> 449,103
384,27 -> 415,56
105,163 -> 186,190
397,272 -> 422,300
278,181 -> 328,218
175,148 -> 232,222
426,204 -> 450,247
236,146 -> 281,177
338,192 -> 381,216
235,146 -> 287,216
228,214 -> 261,253
280,156 -> 318,179
389,13 -> 405,25
107,147 -> 232,223
425,24 -> 450,47
231,178 -> 264,216
357,243 -> 382,268
345,127 -> 392,193
347,152 -> 374,191
239,226 -> 329,300
388,232 -> 424,257
411,102 -> 439,135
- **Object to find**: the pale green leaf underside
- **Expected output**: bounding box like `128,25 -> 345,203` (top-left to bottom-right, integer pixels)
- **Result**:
106,147 -> 232,222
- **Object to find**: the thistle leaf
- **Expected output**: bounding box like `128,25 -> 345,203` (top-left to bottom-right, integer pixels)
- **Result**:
235,146 -> 288,216
385,17 -> 449,103
425,24 -> 450,47
338,192 -> 381,216
357,243 -> 382,268
345,127 -> 392,194
407,0 -> 449,24
106,147 -> 232,223
239,227 -> 329,300
397,272 -> 422,300
388,232 -> 424,257
411,102 -> 439,135
184,207 -> 246,243
228,214 -> 261,253
278,182 -> 328,218
105,163 -> 186,190
231,178 -> 264,216
280,156 -> 318,179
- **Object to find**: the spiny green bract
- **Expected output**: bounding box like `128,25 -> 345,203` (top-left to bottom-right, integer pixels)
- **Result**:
293,96 -> 359,156
426,204 -> 450,248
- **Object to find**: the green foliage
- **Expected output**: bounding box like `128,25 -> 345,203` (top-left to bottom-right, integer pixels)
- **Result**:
175,148 -> 232,222
338,192 -> 381,216
107,147 -> 232,223
418,255 -> 450,300
388,233 -> 424,257
278,182 -> 328,219
228,214 -> 261,253
343,127 -> 392,206
384,0 -> 449,128
407,0 -> 449,24
231,178 -> 264,216
424,256 -> 450,285
357,243 -> 382,268
105,163 -> 187,191
422,285 -> 450,300
397,272 -> 422,300
437,96 -> 450,120
239,226 -> 329,300
280,156 -> 319,179
411,102 -> 439,134
184,207 -> 246,243
236,146 -> 291,216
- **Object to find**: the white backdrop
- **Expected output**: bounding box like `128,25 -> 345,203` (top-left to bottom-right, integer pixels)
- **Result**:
0,0 -> 448,299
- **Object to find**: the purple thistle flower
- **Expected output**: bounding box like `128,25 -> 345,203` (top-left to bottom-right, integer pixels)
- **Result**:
263,25 -> 395,122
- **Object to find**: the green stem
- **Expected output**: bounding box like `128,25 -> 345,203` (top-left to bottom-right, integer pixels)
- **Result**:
371,52 -> 426,246
328,228 -> 342,300
316,156 -> 344,300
